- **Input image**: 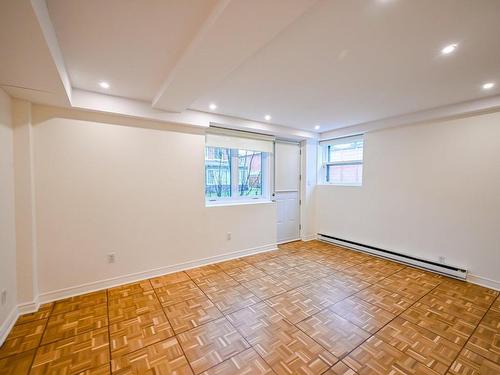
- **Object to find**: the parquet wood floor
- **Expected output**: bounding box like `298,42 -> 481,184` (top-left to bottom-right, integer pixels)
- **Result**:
1,240 -> 499,374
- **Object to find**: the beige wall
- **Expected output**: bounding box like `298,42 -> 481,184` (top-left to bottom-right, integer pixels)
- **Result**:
31,105 -> 276,297
0,89 -> 17,328
316,111 -> 500,287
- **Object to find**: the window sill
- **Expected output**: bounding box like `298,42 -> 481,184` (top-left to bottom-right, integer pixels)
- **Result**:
205,200 -> 275,208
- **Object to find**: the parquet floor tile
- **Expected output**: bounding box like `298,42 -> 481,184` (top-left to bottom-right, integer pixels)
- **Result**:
243,252 -> 279,264
42,303 -> 108,344
297,309 -> 370,358
200,348 -> 275,375
150,271 -> 191,288
267,267 -> 318,289
107,280 -> 152,300
297,278 -> 356,308
392,267 -> 444,286
465,309 -> 500,364
192,271 -> 239,293
226,302 -> 296,341
437,280 -> 499,310
14,303 -> 53,325
252,326 -> 337,375
216,258 -> 250,271
319,274 -> 371,294
324,361 -> 358,375
185,264 -> 222,279
330,296 -> 395,334
164,296 -> 223,334
490,295 -> 500,313
108,291 -> 162,323
253,259 -> 290,274
0,349 -> 35,375
110,309 -> 174,357
448,348 -> 500,375
177,317 -> 250,374
401,301 -> 476,346
418,292 -> 486,325
52,290 -> 107,314
2,240 -> 500,375
376,317 -> 462,374
241,275 -> 290,299
155,280 -> 205,307
204,284 -> 260,314
377,274 -> 435,302
111,337 -> 193,375
0,319 -> 47,359
30,327 -> 109,375
343,262 -> 400,284
344,336 -> 441,375
355,284 -> 413,315
225,264 -> 267,282
264,288 -> 327,324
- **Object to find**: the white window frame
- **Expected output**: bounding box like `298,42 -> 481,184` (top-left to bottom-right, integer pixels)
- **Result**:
205,147 -> 271,206
320,134 -> 364,186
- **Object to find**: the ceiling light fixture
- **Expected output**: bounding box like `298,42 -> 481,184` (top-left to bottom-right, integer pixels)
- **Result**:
209,103 -> 217,110
264,115 -> 272,121
99,81 -> 110,89
314,125 -> 320,130
482,82 -> 495,90
441,43 -> 458,55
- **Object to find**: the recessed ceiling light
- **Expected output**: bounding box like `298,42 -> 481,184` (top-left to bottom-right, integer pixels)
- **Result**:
314,125 -> 320,130
264,115 -> 272,121
441,43 -> 458,55
209,103 -> 217,110
99,81 -> 110,89
482,82 -> 495,90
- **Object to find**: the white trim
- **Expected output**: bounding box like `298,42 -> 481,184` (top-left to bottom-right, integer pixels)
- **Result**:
17,298 -> 40,315
0,306 -> 19,347
37,243 -> 277,304
467,274 -> 500,291
301,234 -> 317,241
277,238 -> 301,245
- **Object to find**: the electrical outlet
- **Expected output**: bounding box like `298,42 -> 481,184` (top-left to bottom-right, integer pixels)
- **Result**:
1,290 -> 6,305
438,256 -> 446,264
227,232 -> 232,240
108,253 -> 116,263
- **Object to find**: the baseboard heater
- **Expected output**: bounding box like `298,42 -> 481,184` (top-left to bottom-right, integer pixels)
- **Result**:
317,233 -> 468,280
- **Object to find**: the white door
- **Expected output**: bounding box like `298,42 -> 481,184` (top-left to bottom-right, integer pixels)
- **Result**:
275,142 -> 300,243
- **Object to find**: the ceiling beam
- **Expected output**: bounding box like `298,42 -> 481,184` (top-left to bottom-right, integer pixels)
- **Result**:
73,89 -> 317,140
320,94 -> 500,140
152,0 -> 318,113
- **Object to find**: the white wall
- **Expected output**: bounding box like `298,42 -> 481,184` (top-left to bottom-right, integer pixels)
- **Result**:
31,105 -> 276,297
316,111 -> 500,287
0,89 -> 17,330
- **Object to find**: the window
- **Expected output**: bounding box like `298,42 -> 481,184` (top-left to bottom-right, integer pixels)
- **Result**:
205,128 -> 273,204
320,135 -> 363,186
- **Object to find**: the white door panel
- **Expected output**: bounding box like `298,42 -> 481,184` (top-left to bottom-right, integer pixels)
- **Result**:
275,142 -> 300,243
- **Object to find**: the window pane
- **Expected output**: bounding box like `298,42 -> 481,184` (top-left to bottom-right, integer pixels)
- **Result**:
238,150 -> 262,196
205,147 -> 231,198
328,140 -> 363,163
327,164 -> 363,185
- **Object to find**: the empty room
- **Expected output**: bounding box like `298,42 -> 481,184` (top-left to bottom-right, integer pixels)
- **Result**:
1,0 -> 499,374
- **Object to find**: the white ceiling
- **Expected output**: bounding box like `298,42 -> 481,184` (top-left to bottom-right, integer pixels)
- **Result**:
2,0 -> 500,133
191,0 -> 500,130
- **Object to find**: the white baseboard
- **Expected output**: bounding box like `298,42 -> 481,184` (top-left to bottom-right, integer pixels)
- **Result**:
0,306 -> 19,347
467,274 -> 500,291
301,234 -> 317,241
36,243 -> 277,304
